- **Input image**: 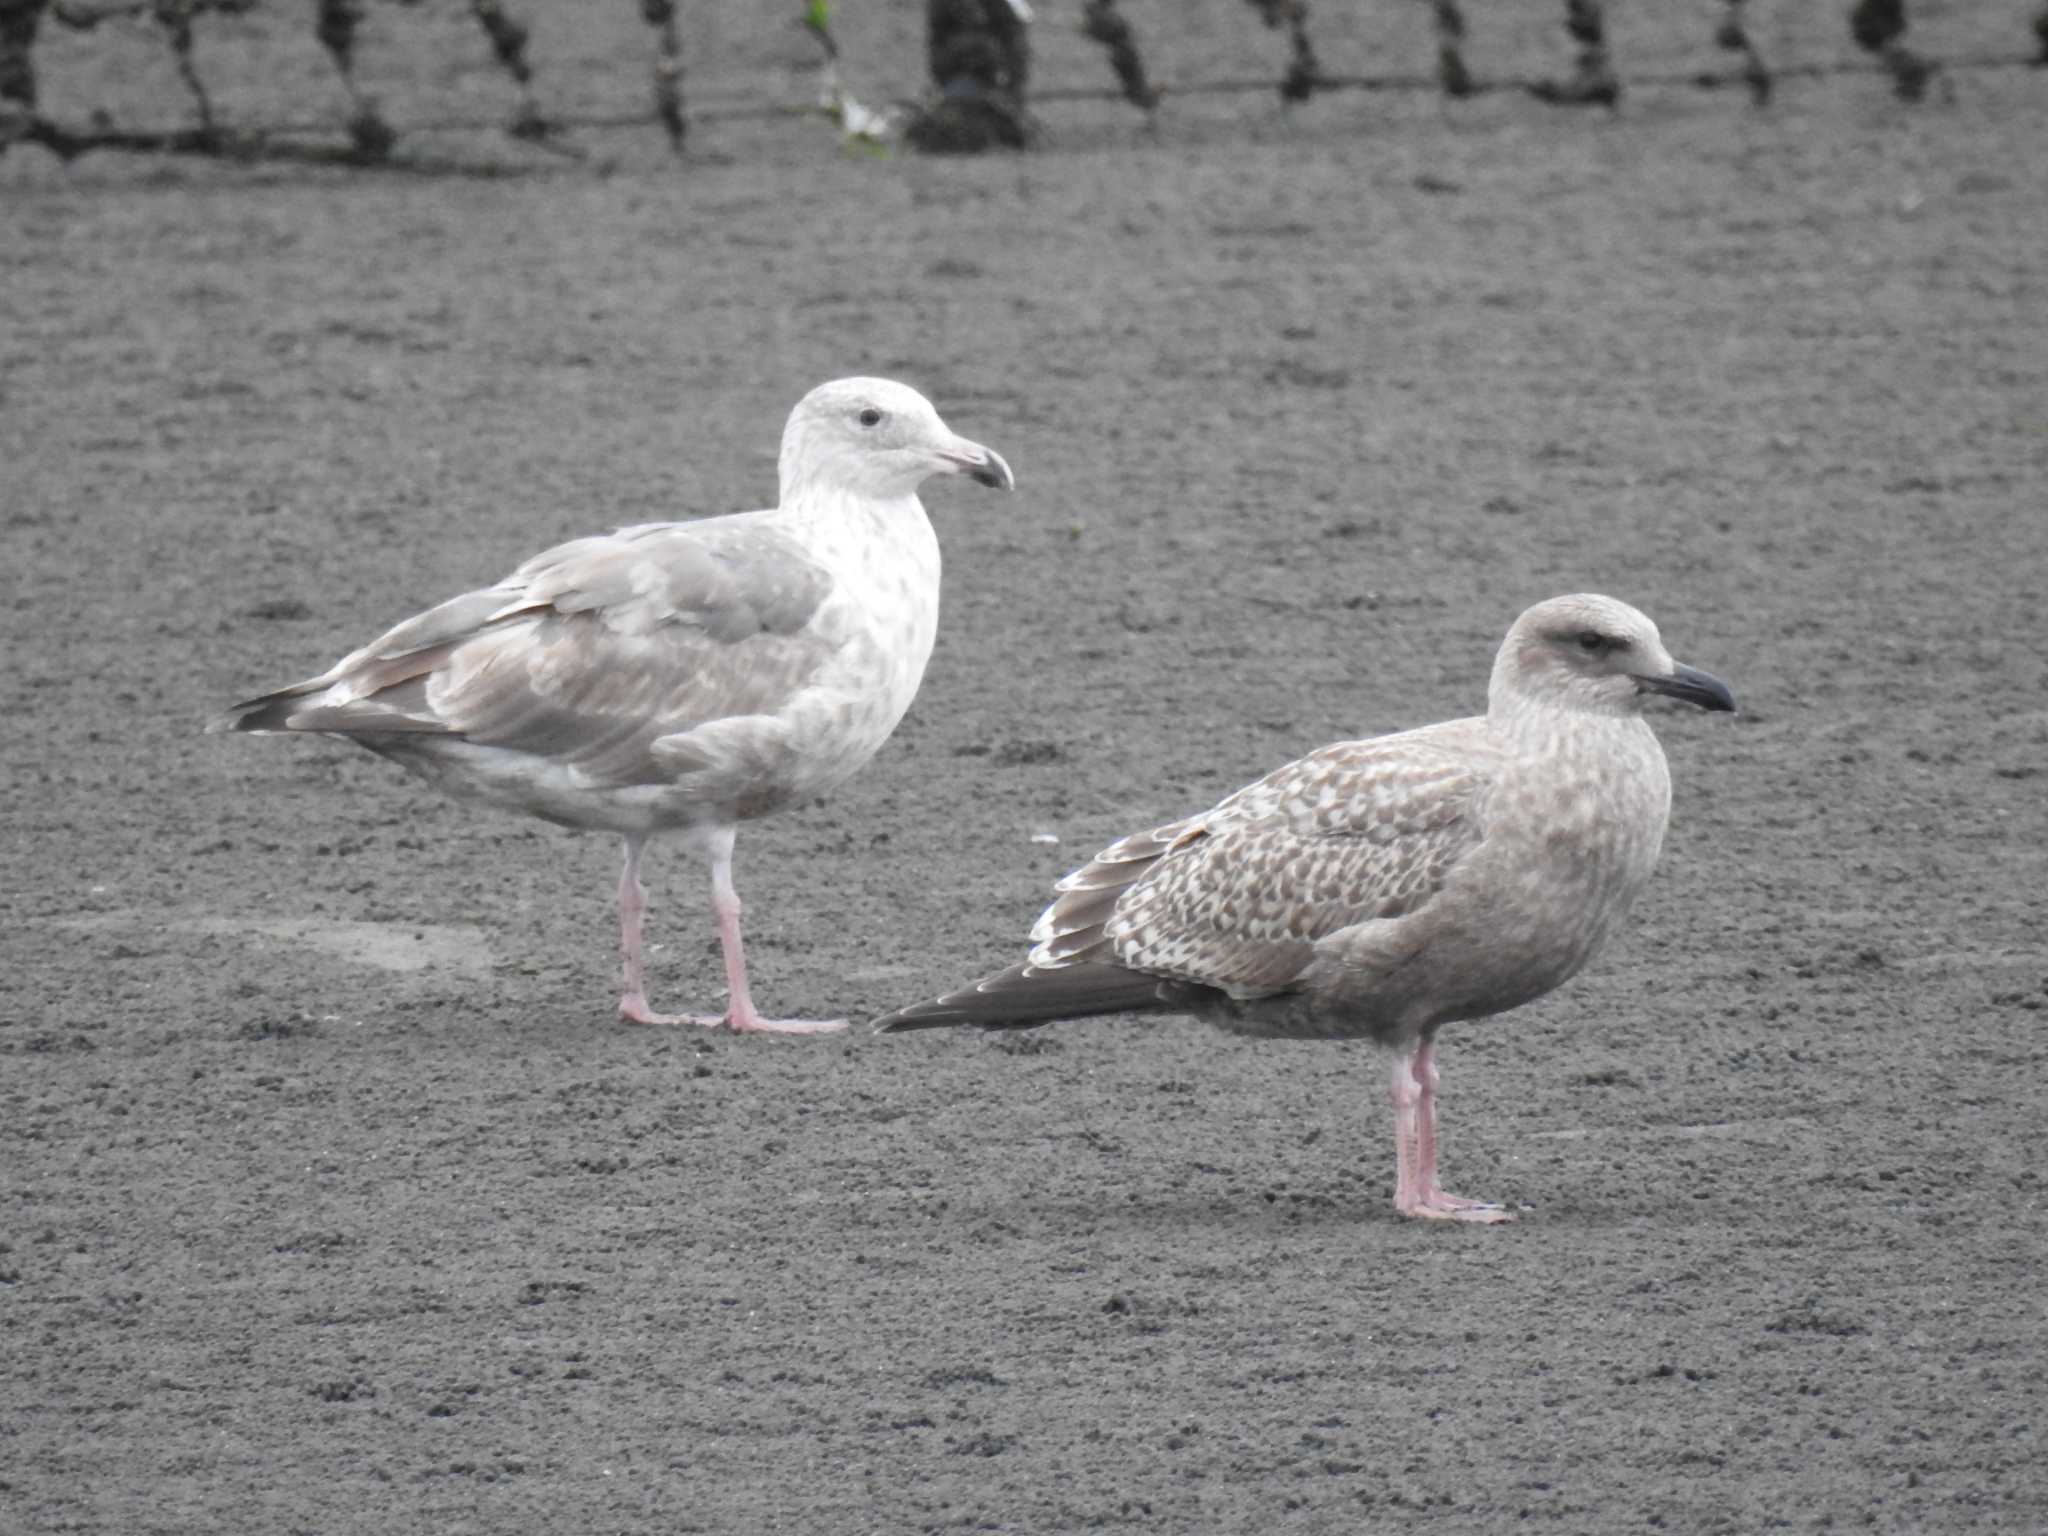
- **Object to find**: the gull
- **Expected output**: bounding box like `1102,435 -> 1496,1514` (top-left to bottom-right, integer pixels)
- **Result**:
216,377 -> 1013,1035
876,594 -> 1734,1218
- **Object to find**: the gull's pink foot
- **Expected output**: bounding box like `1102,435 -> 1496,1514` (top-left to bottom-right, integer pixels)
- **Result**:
616,996 -> 847,1035
617,994 -> 697,1027
724,1012 -> 849,1036
1390,1041 -> 1514,1223
1397,1190 -> 1516,1224
615,832 -> 844,1035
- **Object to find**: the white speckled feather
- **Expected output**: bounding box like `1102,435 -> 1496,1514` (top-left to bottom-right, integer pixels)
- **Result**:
876,594 -> 1733,1218
218,381 -> 1006,836
219,377 -> 1015,1032
881,593 -> 1733,1051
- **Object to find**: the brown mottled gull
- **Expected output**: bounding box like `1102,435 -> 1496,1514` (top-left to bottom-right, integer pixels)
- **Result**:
216,377 -> 1013,1035
876,594 -> 1734,1220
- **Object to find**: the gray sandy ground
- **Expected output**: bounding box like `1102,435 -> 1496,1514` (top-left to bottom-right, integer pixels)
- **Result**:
3,6 -> 2046,1532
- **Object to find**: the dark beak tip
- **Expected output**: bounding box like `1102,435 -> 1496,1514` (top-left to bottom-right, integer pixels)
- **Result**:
970,448 -> 1016,492
1635,662 -> 1737,714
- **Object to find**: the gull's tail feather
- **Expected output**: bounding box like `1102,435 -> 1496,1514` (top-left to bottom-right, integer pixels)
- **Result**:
873,961 -> 1205,1033
209,677 -> 451,738
210,685 -> 325,735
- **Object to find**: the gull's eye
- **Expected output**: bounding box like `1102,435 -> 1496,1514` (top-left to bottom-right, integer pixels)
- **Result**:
1576,631 -> 1608,654
856,407 -> 885,428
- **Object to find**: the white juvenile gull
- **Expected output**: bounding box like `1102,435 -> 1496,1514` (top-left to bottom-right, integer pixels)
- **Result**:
217,377 -> 1014,1035
876,594 -> 1735,1219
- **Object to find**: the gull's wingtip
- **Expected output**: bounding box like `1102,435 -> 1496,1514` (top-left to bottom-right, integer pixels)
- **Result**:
870,995 -> 982,1033
872,961 -> 1183,1035
208,695 -> 279,735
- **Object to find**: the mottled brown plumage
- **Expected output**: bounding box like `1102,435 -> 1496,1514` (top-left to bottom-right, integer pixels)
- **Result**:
877,594 -> 1735,1220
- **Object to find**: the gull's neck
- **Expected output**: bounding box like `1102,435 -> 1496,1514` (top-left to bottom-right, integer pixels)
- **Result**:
774,477 -> 939,579
1490,684 -> 1653,752
1487,681 -> 1674,914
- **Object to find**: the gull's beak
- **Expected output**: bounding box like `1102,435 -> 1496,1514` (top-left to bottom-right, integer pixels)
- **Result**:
934,436 -> 1015,491
1633,661 -> 1737,713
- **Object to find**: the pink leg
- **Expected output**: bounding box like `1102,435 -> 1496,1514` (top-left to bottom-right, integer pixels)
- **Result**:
613,830 -> 845,1035
1389,1040 -> 1513,1223
617,833 -> 688,1026
703,829 -> 845,1036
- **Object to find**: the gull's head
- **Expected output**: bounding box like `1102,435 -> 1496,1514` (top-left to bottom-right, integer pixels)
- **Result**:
1492,593 -> 1737,720
779,377 -> 1015,503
